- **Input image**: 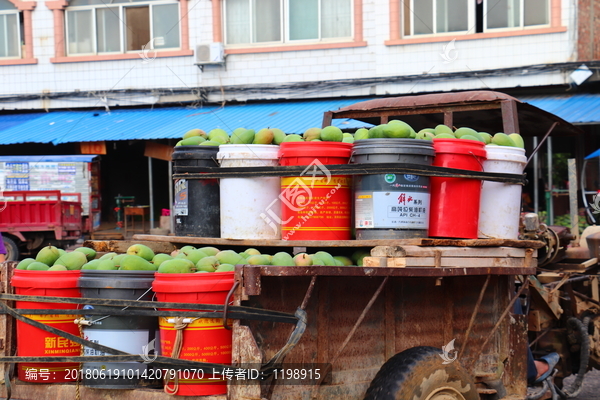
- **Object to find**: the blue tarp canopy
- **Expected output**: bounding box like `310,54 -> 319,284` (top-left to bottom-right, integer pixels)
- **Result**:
519,93 -> 600,125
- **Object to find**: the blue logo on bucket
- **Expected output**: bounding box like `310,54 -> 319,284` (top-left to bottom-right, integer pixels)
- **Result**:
384,174 -> 396,184
404,174 -> 419,182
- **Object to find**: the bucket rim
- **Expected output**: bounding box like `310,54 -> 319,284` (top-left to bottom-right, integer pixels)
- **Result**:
432,138 -> 487,158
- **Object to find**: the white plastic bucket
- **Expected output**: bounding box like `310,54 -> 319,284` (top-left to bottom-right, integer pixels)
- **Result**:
218,144 -> 281,239
478,146 -> 527,239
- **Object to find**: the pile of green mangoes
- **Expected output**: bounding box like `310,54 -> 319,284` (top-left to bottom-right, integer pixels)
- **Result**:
16,245 -> 373,273
415,124 -> 525,148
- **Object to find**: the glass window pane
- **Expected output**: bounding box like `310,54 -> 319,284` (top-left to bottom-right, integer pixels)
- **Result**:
0,14 -> 19,57
96,7 -> 120,53
254,0 -> 280,43
486,0 -> 520,29
524,0 -> 547,26
225,0 -> 250,44
152,3 -> 180,48
0,0 -> 17,11
67,9 -> 94,54
321,0 -> 351,38
436,0 -> 467,32
413,0 -> 433,35
125,6 -> 150,51
289,0 -> 317,40
70,0 -> 145,6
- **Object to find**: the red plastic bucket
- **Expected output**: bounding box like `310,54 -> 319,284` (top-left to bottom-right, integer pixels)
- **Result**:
429,139 -> 487,239
153,272 -> 234,396
10,270 -> 81,382
278,142 -> 353,240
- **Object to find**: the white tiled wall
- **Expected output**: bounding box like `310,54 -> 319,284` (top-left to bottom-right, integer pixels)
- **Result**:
0,0 -> 577,110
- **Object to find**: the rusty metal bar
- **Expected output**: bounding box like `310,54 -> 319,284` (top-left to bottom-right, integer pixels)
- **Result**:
458,275 -> 491,359
473,279 -> 530,365
525,121 -> 558,167
300,276 -> 318,310
223,280 -> 239,330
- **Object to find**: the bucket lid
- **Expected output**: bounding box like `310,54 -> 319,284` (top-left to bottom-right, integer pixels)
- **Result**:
79,270 -> 156,289
433,138 -> 487,159
278,141 -> 353,159
483,146 -> 527,163
172,146 -> 220,161
217,144 -> 280,161
351,139 -> 435,158
11,269 -> 81,289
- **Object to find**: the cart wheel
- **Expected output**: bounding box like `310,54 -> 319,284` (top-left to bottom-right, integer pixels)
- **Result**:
3,236 -> 19,261
364,346 -> 479,400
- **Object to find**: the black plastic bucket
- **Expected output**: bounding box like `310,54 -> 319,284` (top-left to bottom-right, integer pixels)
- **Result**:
172,146 -> 220,237
351,139 -> 435,239
79,270 -> 159,389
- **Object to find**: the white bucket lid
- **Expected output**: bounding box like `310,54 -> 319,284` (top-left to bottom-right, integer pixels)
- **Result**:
217,144 -> 280,161
484,146 -> 527,164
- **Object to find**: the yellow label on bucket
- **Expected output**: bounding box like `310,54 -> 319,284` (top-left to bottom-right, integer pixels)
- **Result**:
24,314 -> 77,324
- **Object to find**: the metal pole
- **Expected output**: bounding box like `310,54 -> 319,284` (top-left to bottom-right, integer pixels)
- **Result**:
168,160 -> 174,233
568,158 -> 579,245
547,137 -> 553,224
148,156 -> 154,230
533,136 -> 539,214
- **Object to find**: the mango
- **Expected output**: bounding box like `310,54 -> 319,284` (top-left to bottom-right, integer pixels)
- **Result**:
509,133 -> 525,149
183,129 -> 207,139
245,248 -> 261,256
208,128 -> 230,144
320,126 -> 343,142
314,251 -> 336,266
175,140 -> 184,146
272,128 -> 286,145
492,132 -> 516,147
215,250 -> 246,266
27,262 -> 50,271
198,247 -> 220,257
74,247 -> 96,261
434,133 -> 456,139
48,265 -> 68,271
293,253 -> 312,266
303,127 -> 321,141
409,128 -> 417,138
97,259 -> 118,270
82,259 -> 101,270
351,250 -> 370,266
283,134 -> 303,142
197,256 -> 220,272
158,259 -> 194,273
342,133 -> 355,143
454,127 -> 479,139
271,252 -> 295,267
16,258 -> 36,270
460,135 -> 482,142
246,255 -> 270,265
479,132 -> 492,144
120,255 -> 157,271
180,136 -> 206,145
354,128 -> 370,141
152,253 -> 173,267
416,130 -> 435,141
333,256 -> 353,266
54,251 -> 87,270
368,125 -> 386,138
434,124 -> 454,135
126,244 -> 155,261
383,121 -> 412,138
333,258 -> 344,266
177,249 -> 209,265
310,254 -> 326,266
112,254 -> 126,267
420,128 -> 435,134
200,141 -> 221,146
99,252 -> 117,260
36,245 -> 61,266
253,128 -> 274,144
231,128 -> 255,144
215,264 -> 235,272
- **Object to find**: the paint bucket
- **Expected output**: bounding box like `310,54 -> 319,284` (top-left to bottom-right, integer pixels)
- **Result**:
429,139 -> 487,239
153,271 -> 234,396
79,270 -> 158,388
478,146 -> 527,239
11,270 -> 81,382
351,139 -> 434,239
218,145 -> 281,239
278,142 -> 353,240
172,146 -> 221,237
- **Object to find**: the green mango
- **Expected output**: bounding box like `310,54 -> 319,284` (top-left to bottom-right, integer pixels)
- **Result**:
272,128 -> 286,145
320,126 -> 344,142
99,252 -> 117,260
198,247 -> 219,257
303,127 -> 321,141
271,252 -> 295,267
333,256 -> 353,266
509,133 -> 525,148
342,133 -> 355,143
180,136 -> 206,145
196,256 -> 220,272
48,265 -> 68,271
54,251 -> 87,270
74,247 -> 97,261
97,259 -> 118,270
492,132 -> 516,147
354,128 -> 370,141
200,141 -> 221,146
81,259 -> 101,270
35,246 -> 61,266
230,128 -> 255,144
383,121 -> 412,138
152,253 -> 173,267
434,124 -> 454,135
119,255 -> 157,271
126,244 -> 155,261
27,262 -> 50,271
314,251 -> 336,266
158,258 -> 194,273
215,264 -> 235,272
253,128 -> 274,144
208,128 -> 230,144
215,250 -> 246,265
283,134 -> 303,142
16,258 -> 36,270
183,129 -> 207,139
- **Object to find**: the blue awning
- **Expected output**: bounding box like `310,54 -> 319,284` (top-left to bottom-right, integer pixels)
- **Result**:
0,99 -> 375,145
519,94 -> 600,125
0,113 -> 46,132
0,155 -> 98,162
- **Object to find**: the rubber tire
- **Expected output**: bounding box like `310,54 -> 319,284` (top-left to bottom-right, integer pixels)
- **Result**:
364,346 -> 479,400
3,236 -> 19,261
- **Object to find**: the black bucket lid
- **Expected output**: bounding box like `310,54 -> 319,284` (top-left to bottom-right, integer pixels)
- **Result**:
172,146 -> 220,161
352,139 -> 435,157
79,270 -> 155,289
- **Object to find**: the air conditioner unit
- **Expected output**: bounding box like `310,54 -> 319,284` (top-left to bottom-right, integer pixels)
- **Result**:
194,43 -> 225,65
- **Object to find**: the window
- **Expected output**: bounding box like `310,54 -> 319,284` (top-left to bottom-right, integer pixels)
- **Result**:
403,0 -> 549,37
65,0 -> 180,56
224,0 -> 352,46
0,0 -> 21,58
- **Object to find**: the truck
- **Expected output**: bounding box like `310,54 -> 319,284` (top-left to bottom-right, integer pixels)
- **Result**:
0,90 -> 593,400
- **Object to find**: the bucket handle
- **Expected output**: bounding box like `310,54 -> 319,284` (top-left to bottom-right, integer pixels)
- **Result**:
222,280 -> 239,330
469,151 -> 484,170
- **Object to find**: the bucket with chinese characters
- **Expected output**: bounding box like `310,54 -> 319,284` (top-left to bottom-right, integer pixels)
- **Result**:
278,141 -> 353,240
351,139 -> 435,239
153,271 -> 234,396
10,270 -> 81,383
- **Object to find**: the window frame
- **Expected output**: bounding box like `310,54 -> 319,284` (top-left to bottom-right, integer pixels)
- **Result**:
0,9 -> 21,59
404,0 -> 475,37
223,0 -> 355,48
483,0 -> 551,33
64,0 -> 181,56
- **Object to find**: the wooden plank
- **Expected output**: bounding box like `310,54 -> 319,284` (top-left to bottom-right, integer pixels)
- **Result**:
371,246 -> 534,258
0,262 -> 15,384
132,234 -> 546,249
363,256 -> 534,269
84,240 -> 177,255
